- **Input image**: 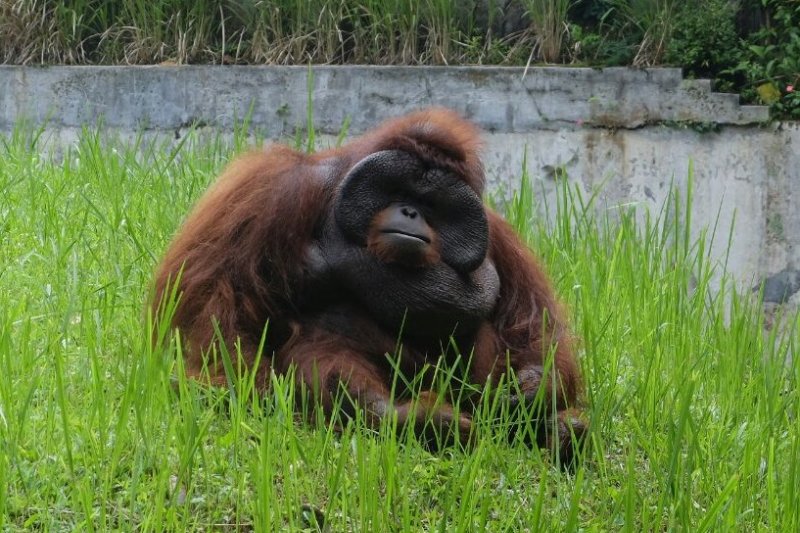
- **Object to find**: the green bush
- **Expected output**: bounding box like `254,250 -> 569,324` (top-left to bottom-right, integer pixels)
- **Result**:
734,0 -> 800,118
570,21 -> 640,66
567,0 -> 640,66
665,0 -> 741,92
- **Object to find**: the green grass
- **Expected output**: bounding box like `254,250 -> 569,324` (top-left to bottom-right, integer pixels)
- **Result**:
1,125 -> 799,531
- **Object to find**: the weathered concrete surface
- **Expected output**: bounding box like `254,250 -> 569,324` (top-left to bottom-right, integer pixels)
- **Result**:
480,123 -> 800,297
0,65 -> 767,134
1,65 -> 797,300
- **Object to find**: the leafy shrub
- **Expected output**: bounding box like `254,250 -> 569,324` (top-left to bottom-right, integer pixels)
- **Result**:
568,0 -> 639,66
613,0 -> 684,66
665,0 -> 742,92
569,21 -> 640,66
734,0 -> 800,118
570,0 -> 682,67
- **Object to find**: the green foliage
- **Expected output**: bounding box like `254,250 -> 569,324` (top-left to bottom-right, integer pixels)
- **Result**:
570,0 -> 678,67
733,0 -> 800,118
605,0 -> 681,66
665,0 -> 742,92
570,20 -> 639,66
522,0 -> 573,63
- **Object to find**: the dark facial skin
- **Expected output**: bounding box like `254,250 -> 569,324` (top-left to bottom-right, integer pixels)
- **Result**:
305,150 -> 500,342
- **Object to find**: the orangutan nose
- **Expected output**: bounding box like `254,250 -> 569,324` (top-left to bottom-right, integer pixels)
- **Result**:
400,206 -> 418,219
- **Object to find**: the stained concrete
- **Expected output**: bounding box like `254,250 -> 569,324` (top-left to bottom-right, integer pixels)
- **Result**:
481,123 -> 800,296
0,65 -> 768,132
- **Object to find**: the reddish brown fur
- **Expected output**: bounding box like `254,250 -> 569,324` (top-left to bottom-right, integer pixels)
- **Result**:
151,107 -> 585,459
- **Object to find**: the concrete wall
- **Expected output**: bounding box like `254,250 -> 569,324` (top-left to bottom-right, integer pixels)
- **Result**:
1,65 -> 798,302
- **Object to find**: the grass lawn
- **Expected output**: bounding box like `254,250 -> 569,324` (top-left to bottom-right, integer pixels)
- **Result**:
0,126 -> 798,531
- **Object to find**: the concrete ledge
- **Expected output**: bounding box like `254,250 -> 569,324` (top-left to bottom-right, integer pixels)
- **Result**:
0,66 -> 769,135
